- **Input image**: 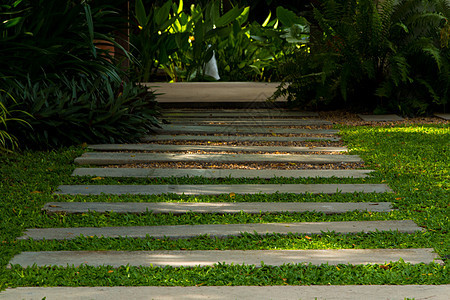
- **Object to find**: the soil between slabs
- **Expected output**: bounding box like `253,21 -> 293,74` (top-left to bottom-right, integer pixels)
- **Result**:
147,141 -> 345,147
105,162 -> 366,170
318,110 -> 450,126
110,151 -> 345,155
155,133 -> 338,138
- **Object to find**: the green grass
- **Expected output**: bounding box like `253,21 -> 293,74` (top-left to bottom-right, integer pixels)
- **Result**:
0,123 -> 449,288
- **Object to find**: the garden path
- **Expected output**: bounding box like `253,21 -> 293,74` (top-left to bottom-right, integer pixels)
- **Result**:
5,104 -> 446,299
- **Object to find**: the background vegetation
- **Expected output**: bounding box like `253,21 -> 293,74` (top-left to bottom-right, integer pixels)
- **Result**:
0,0 -> 159,150
273,0 -> 450,115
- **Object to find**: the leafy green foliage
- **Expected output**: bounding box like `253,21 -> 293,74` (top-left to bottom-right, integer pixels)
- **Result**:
132,0 -> 309,82
6,77 -> 159,148
274,0 -> 450,115
0,0 -> 160,149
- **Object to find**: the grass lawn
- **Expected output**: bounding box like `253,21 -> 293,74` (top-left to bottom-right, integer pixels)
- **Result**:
0,123 -> 448,288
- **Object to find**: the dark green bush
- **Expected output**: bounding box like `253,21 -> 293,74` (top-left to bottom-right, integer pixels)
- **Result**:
0,0 -> 159,149
273,0 -> 450,115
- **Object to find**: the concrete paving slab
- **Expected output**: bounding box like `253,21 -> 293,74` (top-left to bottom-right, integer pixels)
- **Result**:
88,144 -> 348,153
142,134 -> 341,142
55,183 -> 392,196
19,220 -> 423,240
2,285 -> 449,300
155,125 -> 338,135
160,107 -> 300,112
165,118 -> 332,126
43,201 -> 394,215
74,153 -> 361,165
8,248 -> 440,268
357,114 -> 405,122
72,168 -> 374,178
160,108 -> 317,117
434,113 -> 450,120
144,82 -> 288,103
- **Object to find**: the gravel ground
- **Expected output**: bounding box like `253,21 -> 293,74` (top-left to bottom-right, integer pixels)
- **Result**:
148,140 -> 345,147
106,162 -> 365,170
318,110 -> 449,126
110,150 -> 345,155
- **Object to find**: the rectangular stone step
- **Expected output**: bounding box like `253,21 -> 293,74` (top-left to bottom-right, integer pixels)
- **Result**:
55,183 -> 392,196
8,248 -> 441,268
154,125 -> 338,135
74,153 -> 361,166
142,135 -> 340,142
434,113 -> 450,120
19,220 -> 423,240
43,201 -> 394,215
144,82 -> 288,103
88,144 -> 348,153
72,168 -> 374,178
160,109 -> 316,118
164,118 -> 332,126
2,285 -> 449,300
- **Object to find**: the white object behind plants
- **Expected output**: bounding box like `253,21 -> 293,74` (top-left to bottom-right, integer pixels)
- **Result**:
204,48 -> 220,80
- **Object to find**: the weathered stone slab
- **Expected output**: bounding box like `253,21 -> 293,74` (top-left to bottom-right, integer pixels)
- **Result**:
19,220 -> 423,240
43,201 -> 394,215
144,82 -> 288,103
162,111 -> 317,118
2,285 -> 449,300
72,168 -> 374,178
142,135 -> 340,142
155,125 -> 338,135
74,153 -> 361,165
434,113 -> 450,120
8,248 -> 440,268
88,144 -> 348,153
165,118 -> 332,126
55,183 -> 392,196
358,114 -> 405,122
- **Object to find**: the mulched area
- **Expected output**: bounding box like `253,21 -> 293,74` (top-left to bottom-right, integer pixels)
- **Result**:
157,133 -> 337,137
149,140 -> 345,147
110,150 -> 345,155
318,110 -> 449,126
106,162 -> 365,170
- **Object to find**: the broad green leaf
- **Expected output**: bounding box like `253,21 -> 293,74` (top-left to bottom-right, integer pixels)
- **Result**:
155,0 -> 172,27
276,6 -> 306,27
216,6 -> 244,27
135,0 -> 148,26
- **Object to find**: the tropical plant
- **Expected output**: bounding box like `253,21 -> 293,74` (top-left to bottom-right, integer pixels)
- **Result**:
0,0 -> 160,149
0,87 -> 31,152
132,0 -> 309,82
5,77 -> 158,148
273,0 -> 450,115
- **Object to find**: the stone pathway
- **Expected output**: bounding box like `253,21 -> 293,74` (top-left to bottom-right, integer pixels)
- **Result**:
434,113 -> 450,120
18,220 -> 421,240
9,248 -> 439,268
72,168 -> 373,178
5,106 -> 443,299
2,285 -> 449,300
43,201 -> 394,214
55,183 -> 392,195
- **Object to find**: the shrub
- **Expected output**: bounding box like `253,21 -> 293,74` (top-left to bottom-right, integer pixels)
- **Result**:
0,0 -> 159,149
132,0 -> 309,82
273,0 -> 450,115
